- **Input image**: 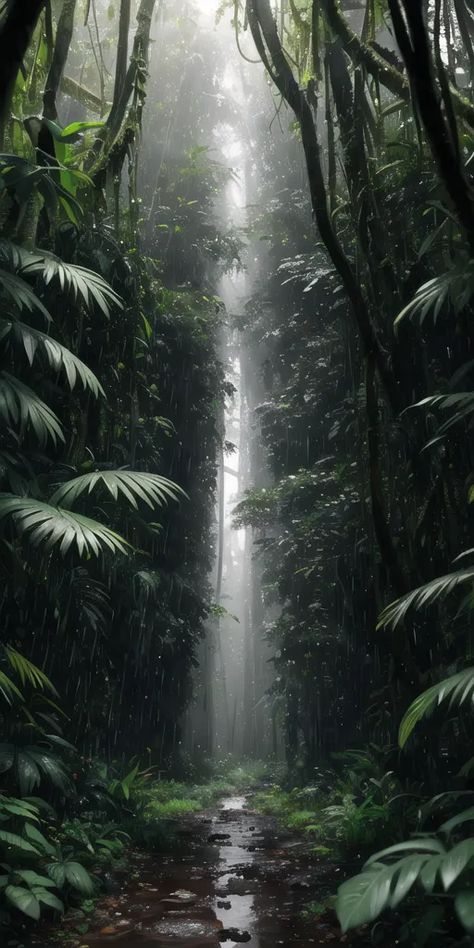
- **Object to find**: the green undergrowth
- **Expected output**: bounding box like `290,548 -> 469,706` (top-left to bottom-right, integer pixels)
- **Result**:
250,752 -> 419,928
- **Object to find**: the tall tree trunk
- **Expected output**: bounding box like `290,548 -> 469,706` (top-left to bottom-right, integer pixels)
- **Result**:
0,0 -> 46,138
43,0 -> 78,119
111,0 -> 131,118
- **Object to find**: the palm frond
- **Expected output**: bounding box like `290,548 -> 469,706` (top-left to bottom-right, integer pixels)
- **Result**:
0,494 -> 129,557
0,319 -> 104,397
395,258 -> 474,327
50,470 -> 187,510
399,668 -> 474,748
0,268 -> 51,321
22,255 -> 123,318
0,372 -> 64,447
0,669 -> 24,705
410,391 -> 474,443
4,648 -> 58,697
377,566 -> 474,629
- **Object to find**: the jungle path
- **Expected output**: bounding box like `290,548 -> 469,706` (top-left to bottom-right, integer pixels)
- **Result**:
58,795 -> 347,947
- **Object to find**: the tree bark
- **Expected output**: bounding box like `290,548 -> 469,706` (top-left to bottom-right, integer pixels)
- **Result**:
0,0 -> 46,135
43,0 -> 78,120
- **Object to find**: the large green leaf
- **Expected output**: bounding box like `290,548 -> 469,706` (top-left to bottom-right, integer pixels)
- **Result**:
455,891 -> 474,932
33,888 -> 64,912
64,861 -> 94,894
0,372 -> 64,447
336,863 -> 395,932
440,838 -> 474,890
398,668 -> 474,748
0,830 -> 40,854
17,750 -> 41,794
24,822 -> 56,856
0,494 -> 129,557
5,884 -> 40,919
365,838 -> 446,863
14,870 -> 57,889
50,470 -> 187,510
46,863 -> 65,887
0,318 -> 104,397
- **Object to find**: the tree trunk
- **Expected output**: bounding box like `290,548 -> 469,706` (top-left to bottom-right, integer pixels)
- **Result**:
0,0 -> 46,138
43,0 -> 78,120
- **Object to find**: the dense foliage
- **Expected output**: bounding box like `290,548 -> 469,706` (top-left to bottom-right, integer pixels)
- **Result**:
1,0 -> 474,945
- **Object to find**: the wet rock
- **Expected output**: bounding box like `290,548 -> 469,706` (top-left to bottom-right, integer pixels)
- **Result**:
160,888 -> 197,906
289,877 -> 311,890
217,900 -> 232,909
208,832 -> 231,842
218,928 -> 251,942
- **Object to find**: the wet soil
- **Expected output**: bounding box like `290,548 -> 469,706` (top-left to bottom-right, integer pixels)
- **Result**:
42,795 -> 348,947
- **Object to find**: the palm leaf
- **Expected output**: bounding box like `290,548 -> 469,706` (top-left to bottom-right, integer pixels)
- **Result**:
0,267 -> 51,321
0,669 -> 24,705
377,565 -> 474,630
22,254 -> 123,318
50,470 -> 187,510
0,318 -> 104,397
0,494 -> 129,557
0,372 -> 64,446
395,259 -> 474,327
4,647 -> 58,696
409,391 -> 474,444
399,668 -> 474,748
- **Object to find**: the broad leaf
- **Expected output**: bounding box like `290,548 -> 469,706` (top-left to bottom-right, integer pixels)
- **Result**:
336,864 -> 394,932
0,830 -> 39,854
440,838 -> 474,890
5,884 -> 40,919
455,891 -> 474,932
64,861 -> 94,894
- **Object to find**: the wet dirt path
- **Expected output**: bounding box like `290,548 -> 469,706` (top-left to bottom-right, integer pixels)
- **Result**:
53,795 -> 347,947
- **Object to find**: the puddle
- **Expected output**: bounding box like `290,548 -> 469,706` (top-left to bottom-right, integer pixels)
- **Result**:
31,794 -> 347,947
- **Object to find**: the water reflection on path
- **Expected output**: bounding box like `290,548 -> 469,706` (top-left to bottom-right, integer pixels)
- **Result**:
46,795 -> 345,947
